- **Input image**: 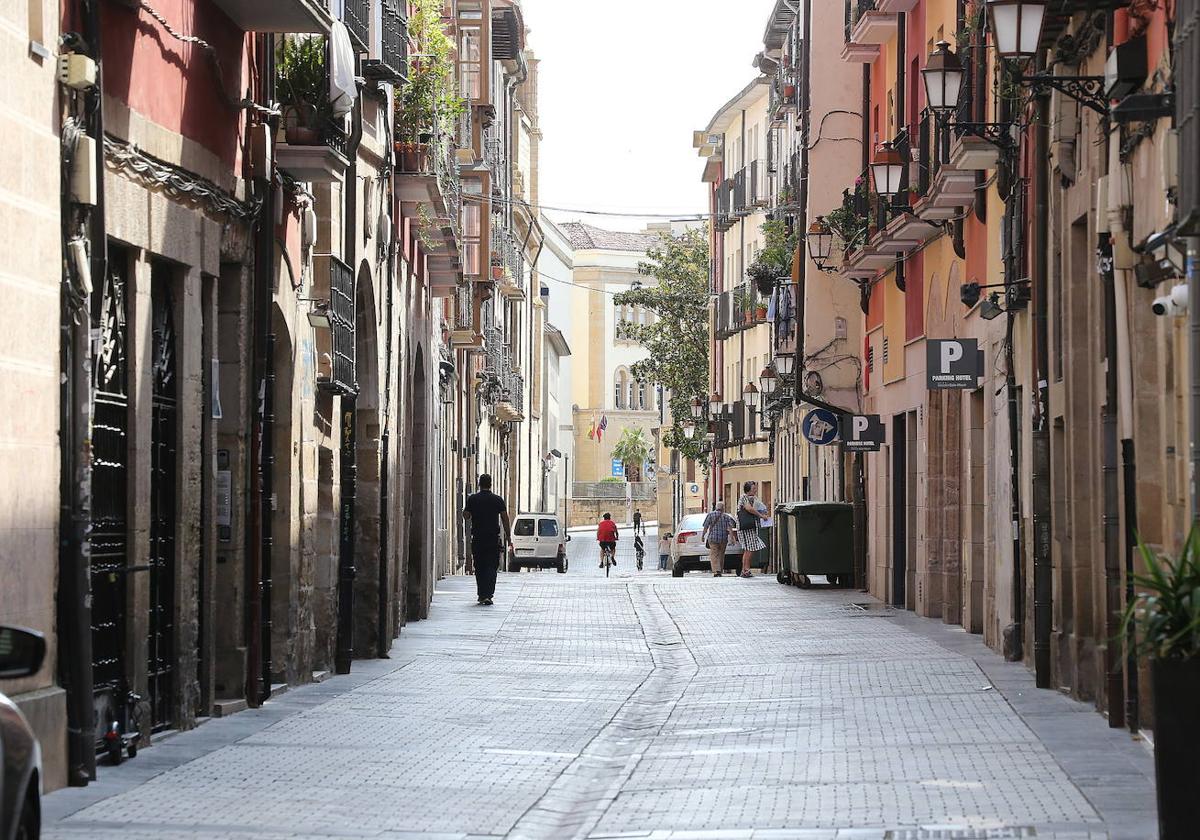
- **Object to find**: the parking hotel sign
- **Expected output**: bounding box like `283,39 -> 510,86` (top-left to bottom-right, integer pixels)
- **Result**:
927,339 -> 983,390
842,414 -> 884,452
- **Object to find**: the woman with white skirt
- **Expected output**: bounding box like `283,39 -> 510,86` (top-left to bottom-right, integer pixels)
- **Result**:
737,480 -> 770,578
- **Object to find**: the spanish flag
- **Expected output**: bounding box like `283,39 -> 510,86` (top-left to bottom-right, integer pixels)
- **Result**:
587,418 -> 596,440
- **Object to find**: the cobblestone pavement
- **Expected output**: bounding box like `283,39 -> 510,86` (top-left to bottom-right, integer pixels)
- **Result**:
43,525 -> 1157,839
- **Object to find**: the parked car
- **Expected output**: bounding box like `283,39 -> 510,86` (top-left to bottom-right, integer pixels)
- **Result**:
670,512 -> 744,576
1,625 -> 46,840
508,512 -> 570,573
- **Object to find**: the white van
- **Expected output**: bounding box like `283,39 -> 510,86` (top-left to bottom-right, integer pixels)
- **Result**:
507,512 -> 570,573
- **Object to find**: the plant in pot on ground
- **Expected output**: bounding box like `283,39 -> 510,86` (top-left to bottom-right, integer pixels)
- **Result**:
1121,530 -> 1200,838
277,36 -> 333,145
395,0 -> 465,172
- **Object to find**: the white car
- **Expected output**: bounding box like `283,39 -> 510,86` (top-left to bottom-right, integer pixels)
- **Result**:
507,513 -> 570,573
670,512 -> 744,576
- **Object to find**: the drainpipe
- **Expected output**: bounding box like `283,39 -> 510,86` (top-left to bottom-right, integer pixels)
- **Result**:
58,0 -> 106,785
336,93 -> 364,675
1001,167 -> 1024,662
792,0 -> 811,485
1031,89 -> 1052,689
1109,178 -> 1139,732
378,95 -> 395,659
247,33 -> 277,707
1191,238 -> 1200,521
1099,190 -> 1125,727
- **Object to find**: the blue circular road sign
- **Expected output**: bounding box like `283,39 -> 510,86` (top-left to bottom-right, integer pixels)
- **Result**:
802,408 -> 841,446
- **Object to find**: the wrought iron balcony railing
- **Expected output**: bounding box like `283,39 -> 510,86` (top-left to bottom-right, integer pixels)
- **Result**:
342,0 -> 370,51
363,0 -> 407,84
454,282 -> 474,331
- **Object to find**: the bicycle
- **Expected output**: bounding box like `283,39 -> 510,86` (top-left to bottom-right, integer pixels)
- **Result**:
600,543 -> 616,577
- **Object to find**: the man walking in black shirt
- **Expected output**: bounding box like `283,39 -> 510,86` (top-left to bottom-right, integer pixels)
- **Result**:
463,474 -> 511,605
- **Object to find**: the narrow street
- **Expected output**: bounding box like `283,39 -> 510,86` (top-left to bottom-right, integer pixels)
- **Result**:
41,528 -> 1155,840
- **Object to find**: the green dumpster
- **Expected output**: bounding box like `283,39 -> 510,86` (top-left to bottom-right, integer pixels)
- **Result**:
777,501 -> 854,588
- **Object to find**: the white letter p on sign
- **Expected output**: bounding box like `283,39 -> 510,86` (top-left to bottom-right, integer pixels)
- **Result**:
940,341 -> 963,373
852,416 -> 869,439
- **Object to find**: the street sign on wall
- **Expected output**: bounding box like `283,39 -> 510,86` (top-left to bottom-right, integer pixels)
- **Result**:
801,408 -> 841,445
611,459 -> 625,478
927,339 -> 983,389
842,414 -> 885,452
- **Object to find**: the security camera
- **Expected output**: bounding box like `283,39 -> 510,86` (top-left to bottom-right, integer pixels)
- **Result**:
1152,283 -> 1189,317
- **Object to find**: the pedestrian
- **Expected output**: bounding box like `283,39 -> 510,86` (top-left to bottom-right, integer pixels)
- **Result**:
633,508 -> 644,535
737,481 -> 769,578
700,501 -> 738,577
462,474 -> 512,606
658,530 -> 672,570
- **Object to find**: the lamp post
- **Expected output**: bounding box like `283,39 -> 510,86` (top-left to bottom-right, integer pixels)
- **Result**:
708,391 -> 723,418
921,41 -> 965,116
985,0 -> 1048,61
758,366 -> 778,402
807,216 -> 835,273
774,347 -> 795,379
869,141 -> 905,199
690,395 -> 706,422
743,381 -> 760,410
682,422 -> 696,440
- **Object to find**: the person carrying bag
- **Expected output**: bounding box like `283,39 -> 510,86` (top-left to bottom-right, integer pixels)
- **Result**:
737,480 -> 769,578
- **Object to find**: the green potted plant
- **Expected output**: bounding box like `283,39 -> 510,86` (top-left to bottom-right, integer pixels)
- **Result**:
395,0 -> 464,172
277,36 -> 333,145
1121,532 -> 1200,838
734,286 -> 755,325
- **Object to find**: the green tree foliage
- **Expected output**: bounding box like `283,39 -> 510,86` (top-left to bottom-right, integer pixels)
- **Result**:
611,427 -> 651,481
745,218 -> 795,297
614,227 -> 710,466
395,0 -> 464,142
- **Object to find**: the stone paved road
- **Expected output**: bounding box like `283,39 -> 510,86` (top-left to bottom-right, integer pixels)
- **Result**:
43,526 -> 1157,839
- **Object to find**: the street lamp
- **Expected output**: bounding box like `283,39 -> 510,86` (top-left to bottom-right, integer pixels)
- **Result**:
758,366 -> 777,400
869,141 -> 905,198
774,347 -> 795,378
708,391 -> 723,417
682,422 -> 696,440
807,217 -> 835,272
922,41 -> 965,116
986,0 -> 1047,61
690,395 -> 706,421
743,381 -> 760,409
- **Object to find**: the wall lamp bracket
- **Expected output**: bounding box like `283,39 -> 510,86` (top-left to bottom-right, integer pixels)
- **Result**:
1020,73 -> 1109,117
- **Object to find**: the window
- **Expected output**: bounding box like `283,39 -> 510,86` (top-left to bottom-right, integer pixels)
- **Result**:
638,381 -> 647,410
513,518 -> 535,537
538,519 -> 559,537
614,368 -> 628,409
461,180 -> 483,276
628,381 -> 636,410
460,27 -> 482,100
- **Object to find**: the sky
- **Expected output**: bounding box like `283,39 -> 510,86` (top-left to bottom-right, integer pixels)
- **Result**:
520,0 -> 775,234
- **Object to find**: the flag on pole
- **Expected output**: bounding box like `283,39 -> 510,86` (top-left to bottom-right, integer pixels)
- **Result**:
587,419 -> 596,441
597,414 -> 608,442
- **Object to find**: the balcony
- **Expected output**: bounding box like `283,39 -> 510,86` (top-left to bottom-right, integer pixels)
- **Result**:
277,119 -> 350,182
714,283 -> 768,338
341,0 -> 370,51
396,140 -> 459,221
875,0 -> 918,10
714,179 -> 735,232
732,168 -> 749,217
482,327 -> 525,423
747,160 -> 770,209
841,0 -> 883,62
491,225 -> 525,300
210,0 -> 332,33
451,282 -> 482,347
363,0 -> 408,84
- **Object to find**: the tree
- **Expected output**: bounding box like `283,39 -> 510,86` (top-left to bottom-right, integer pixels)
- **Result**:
611,427 -> 651,481
614,226 -> 710,465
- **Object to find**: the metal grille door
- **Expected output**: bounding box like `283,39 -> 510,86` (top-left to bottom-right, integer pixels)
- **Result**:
91,252 -> 130,738
148,274 -> 178,731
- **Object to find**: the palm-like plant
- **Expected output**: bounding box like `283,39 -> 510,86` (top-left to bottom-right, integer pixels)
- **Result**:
1121,530 -> 1200,661
611,427 -> 651,482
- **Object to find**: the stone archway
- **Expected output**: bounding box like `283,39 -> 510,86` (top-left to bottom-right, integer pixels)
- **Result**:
352,266 -> 383,658
405,348 -> 430,622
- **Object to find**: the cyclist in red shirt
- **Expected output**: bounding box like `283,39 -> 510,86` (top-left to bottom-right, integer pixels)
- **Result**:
597,512 -> 619,567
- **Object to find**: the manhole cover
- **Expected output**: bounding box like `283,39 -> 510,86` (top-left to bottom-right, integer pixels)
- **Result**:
885,829 -> 1036,840
837,601 -> 896,616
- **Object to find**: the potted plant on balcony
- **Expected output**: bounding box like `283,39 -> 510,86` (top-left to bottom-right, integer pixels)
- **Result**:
734,286 -> 755,325
277,36 -> 334,146
1121,531 -> 1200,837
395,0 -> 464,172
826,182 -> 869,257
746,218 -> 796,298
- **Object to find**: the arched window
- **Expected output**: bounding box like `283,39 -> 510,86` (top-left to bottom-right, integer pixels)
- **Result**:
614,368 -> 628,409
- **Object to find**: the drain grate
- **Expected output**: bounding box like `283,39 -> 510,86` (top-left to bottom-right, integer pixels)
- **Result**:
837,601 -> 897,616
885,829 -> 1036,840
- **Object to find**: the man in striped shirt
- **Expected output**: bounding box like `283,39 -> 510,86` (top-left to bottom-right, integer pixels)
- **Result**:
701,502 -> 738,577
